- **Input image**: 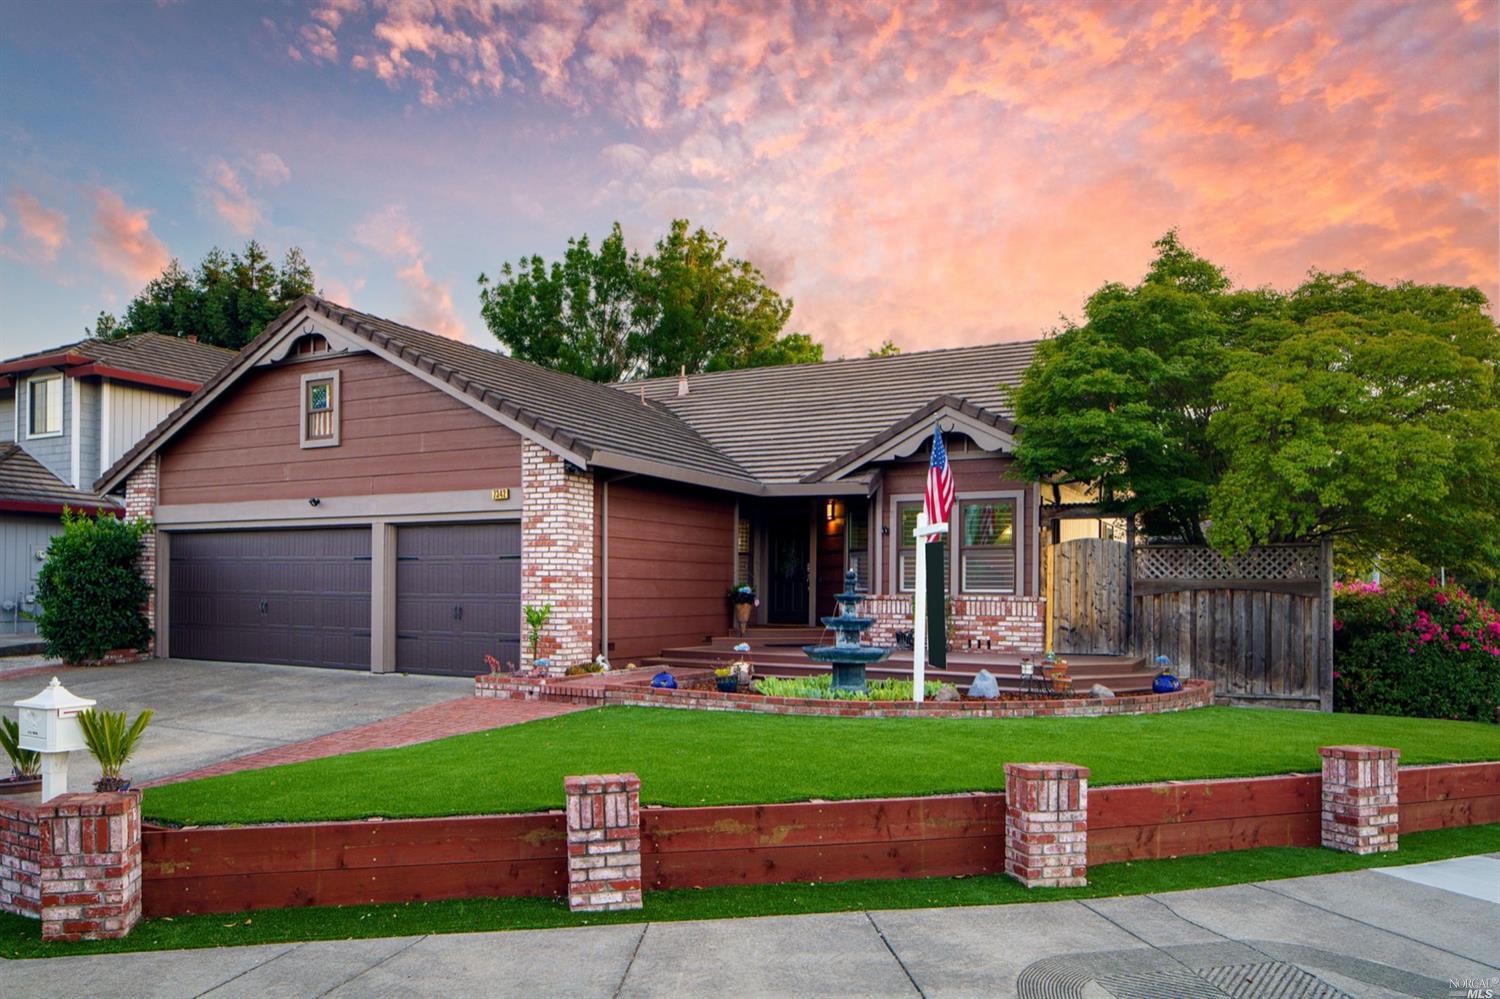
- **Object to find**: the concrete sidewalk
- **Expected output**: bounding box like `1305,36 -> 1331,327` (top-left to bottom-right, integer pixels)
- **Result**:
2,858 -> 1496,997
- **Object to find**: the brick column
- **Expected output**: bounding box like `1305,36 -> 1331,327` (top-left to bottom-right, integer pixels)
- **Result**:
521,441 -> 595,667
564,773 -> 642,912
1004,762 -> 1089,888
1319,745 -> 1400,854
0,800 -> 44,918
123,455 -> 159,652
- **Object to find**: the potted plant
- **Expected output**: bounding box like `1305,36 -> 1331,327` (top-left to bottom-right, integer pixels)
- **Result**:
714,666 -> 739,693
0,716 -> 41,795
523,603 -> 552,668
727,586 -> 758,636
76,707 -> 153,792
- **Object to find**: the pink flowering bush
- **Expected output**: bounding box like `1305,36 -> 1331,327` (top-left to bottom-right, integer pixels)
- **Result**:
1333,579 -> 1500,722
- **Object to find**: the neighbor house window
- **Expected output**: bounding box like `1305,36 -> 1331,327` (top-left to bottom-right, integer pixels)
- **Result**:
27,375 -> 63,437
959,499 -> 1017,593
299,370 -> 340,448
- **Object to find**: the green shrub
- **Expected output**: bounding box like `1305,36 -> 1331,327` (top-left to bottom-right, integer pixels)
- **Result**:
35,510 -> 152,665
1334,579 -> 1500,722
753,674 -> 954,701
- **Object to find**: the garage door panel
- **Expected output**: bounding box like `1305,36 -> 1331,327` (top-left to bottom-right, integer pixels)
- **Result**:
169,528 -> 371,670
395,523 -> 521,676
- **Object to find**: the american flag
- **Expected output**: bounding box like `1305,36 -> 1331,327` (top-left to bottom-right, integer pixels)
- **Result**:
924,424 -> 954,530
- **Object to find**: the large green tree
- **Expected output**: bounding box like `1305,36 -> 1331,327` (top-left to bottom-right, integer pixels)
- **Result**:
1011,232 -> 1500,581
94,241 -> 316,350
479,219 -> 821,381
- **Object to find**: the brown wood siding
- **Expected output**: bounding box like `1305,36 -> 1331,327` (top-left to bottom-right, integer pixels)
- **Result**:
879,455 -> 1035,596
605,478 -> 734,660
158,354 -> 521,504
815,513 -> 846,618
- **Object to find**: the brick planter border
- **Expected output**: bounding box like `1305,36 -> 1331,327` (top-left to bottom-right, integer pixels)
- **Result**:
476,672 -> 1214,720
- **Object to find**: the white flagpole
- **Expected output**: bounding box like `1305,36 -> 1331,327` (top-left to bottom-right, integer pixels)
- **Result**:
913,512 -> 927,703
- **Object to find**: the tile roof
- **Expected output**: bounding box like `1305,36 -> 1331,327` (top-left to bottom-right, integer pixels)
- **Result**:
624,341 -> 1039,482
2,332 -> 235,387
0,444 -> 120,512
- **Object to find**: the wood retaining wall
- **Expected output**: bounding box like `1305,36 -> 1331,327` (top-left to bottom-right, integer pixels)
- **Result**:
141,760 -> 1500,917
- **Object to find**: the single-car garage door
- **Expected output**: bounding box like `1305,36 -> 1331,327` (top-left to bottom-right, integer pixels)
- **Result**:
396,522 -> 520,676
169,529 -> 371,669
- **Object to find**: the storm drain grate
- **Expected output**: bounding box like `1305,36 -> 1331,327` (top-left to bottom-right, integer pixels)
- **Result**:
1199,962 -> 1350,999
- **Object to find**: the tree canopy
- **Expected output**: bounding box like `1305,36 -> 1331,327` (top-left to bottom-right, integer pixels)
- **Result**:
478,220 -> 821,382
93,241 -> 316,350
1011,232 -> 1500,582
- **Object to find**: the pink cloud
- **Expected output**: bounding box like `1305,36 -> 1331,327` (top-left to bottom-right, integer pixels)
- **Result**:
7,191 -> 68,262
352,204 -> 465,340
204,158 -> 262,235
89,188 -> 169,284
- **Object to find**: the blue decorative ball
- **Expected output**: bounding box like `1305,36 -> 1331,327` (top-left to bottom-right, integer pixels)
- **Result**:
650,671 -> 678,689
1152,673 -> 1181,694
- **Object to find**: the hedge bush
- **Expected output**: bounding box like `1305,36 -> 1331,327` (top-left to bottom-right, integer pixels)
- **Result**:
35,510 -> 152,665
1333,579 -> 1500,722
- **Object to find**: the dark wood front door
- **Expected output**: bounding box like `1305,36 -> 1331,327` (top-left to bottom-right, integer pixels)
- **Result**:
766,515 -> 810,624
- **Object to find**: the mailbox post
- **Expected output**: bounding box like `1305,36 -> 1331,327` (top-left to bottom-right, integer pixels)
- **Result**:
15,677 -> 95,802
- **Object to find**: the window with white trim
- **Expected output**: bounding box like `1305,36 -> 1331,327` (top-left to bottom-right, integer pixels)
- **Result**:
896,501 -> 950,593
959,498 -> 1017,593
299,370 -> 340,448
27,375 -> 63,437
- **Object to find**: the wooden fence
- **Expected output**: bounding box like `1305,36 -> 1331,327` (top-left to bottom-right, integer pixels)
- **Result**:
1050,539 -> 1334,708
140,759 -> 1499,916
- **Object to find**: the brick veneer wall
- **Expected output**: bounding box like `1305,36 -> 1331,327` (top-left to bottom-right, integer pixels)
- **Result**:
564,773 -> 642,912
124,454 -> 159,652
864,594 -> 1045,653
0,792 -> 142,941
1004,762 -> 1089,888
1320,745 -> 1400,854
521,442 -> 595,666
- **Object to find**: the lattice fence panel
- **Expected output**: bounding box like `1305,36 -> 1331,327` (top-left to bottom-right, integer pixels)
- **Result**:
1133,544 -> 1323,582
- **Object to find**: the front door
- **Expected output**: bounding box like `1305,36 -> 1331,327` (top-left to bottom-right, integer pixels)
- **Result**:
766,515 -> 810,624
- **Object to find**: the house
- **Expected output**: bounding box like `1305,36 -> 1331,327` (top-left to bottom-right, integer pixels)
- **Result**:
97,296 -> 1058,676
0,334 -> 235,634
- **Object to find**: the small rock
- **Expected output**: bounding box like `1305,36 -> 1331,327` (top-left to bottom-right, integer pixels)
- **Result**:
968,669 -> 1000,699
934,685 -> 960,702
1089,683 -> 1116,699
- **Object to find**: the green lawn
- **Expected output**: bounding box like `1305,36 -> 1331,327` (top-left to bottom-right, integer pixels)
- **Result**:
4,823 -> 1495,959
142,705 -> 1500,825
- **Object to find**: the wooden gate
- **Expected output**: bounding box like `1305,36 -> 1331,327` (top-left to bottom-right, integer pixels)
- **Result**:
1050,538 -> 1129,654
1049,539 -> 1334,709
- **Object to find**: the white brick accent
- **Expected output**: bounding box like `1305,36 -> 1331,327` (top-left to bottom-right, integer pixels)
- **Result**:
123,456 -> 158,653
521,442 -> 595,666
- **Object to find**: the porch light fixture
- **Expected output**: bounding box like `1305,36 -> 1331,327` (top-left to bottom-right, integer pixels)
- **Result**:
825,499 -> 844,523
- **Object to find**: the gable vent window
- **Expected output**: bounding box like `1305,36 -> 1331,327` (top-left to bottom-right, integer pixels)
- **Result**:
292,333 -> 330,355
300,371 -> 340,449
27,375 -> 63,437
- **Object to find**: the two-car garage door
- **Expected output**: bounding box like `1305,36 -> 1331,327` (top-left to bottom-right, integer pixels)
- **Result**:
168,523 -> 520,676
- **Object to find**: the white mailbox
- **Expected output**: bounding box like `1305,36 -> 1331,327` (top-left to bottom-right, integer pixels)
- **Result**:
16,677 -> 94,753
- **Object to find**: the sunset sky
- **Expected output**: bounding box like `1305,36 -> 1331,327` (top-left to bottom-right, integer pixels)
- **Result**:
1,0 -> 1496,359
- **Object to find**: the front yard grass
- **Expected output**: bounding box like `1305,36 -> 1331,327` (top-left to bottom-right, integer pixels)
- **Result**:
3,823 -> 1495,959
141,705 -> 1500,826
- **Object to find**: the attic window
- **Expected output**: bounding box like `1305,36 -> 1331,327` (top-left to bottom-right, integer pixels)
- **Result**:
300,370 -> 340,449
292,333 -> 330,355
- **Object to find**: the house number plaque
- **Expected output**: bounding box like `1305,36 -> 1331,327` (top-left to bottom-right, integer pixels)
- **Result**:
491,488 -> 511,501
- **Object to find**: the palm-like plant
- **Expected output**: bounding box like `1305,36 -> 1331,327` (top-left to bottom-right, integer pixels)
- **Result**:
76,708 -> 153,791
0,716 -> 40,779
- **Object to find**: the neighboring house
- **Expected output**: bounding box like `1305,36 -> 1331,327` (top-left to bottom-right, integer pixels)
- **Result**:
0,334 -> 235,633
97,295 -> 1055,677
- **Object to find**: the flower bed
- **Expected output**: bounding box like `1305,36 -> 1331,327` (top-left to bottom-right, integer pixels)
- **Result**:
1334,579 -> 1500,722
475,668 -> 1214,719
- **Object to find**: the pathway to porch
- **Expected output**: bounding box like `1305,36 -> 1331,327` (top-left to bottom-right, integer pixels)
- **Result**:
646,627 -> 1157,695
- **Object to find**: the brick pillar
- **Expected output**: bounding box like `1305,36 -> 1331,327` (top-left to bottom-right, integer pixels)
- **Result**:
1320,745 -> 1400,854
0,800 -> 44,918
123,455 -> 159,652
1004,762 -> 1089,888
521,441 -> 595,667
564,773 -> 642,912
40,793 -> 142,941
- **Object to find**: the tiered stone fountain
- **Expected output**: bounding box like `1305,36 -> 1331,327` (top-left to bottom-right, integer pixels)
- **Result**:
803,569 -> 894,694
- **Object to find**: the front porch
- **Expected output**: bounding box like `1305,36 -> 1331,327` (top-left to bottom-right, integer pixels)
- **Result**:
645,626 -> 1155,695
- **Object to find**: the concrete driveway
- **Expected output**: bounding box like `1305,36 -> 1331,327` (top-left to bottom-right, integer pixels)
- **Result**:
0,658 -> 471,785
1,858 -> 1496,996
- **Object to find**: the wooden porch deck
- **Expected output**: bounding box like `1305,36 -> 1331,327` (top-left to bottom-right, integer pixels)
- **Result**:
645,627 -> 1157,695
